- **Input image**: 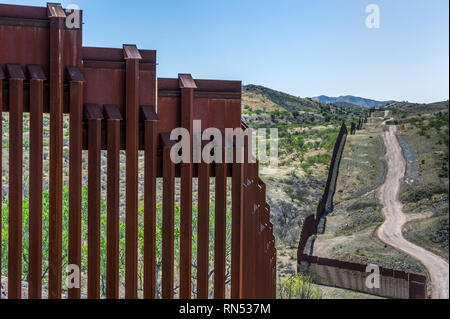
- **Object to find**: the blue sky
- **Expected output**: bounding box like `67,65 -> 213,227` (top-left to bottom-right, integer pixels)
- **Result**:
3,0 -> 449,103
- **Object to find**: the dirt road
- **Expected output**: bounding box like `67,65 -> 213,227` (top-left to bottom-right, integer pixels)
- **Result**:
377,125 -> 449,299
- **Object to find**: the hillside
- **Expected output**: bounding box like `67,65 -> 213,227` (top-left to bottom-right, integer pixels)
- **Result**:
386,100 -> 449,115
242,85 -> 366,128
243,84 -> 330,112
312,95 -> 395,108
332,101 -> 362,109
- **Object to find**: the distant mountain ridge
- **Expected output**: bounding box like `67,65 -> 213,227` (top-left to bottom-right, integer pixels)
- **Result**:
312,95 -> 395,108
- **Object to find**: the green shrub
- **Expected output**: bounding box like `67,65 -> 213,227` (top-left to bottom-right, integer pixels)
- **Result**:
306,153 -> 331,166
347,200 -> 380,211
277,274 -> 322,299
400,185 -> 449,203
300,162 -> 311,172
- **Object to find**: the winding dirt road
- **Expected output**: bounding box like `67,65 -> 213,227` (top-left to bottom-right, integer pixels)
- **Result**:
377,125 -> 449,299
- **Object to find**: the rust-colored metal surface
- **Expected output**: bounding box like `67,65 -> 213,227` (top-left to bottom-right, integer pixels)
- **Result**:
231,154 -> 244,299
214,158 -> 227,299
28,64 -> 45,299
124,45 -> 140,299
179,75 -> 195,299
197,160 -> 210,299
68,67 -> 84,299
0,2 -> 276,300
48,5 -> 65,299
106,107 -> 121,299
143,107 -> 158,299
86,104 -> 102,299
7,63 -> 24,299
161,138 -> 175,299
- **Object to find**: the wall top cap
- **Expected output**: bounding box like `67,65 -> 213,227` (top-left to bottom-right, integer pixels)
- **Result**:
178,74 -> 197,89
6,64 -> 25,80
67,66 -> 86,83
27,65 -> 47,81
160,132 -> 177,148
47,3 -> 66,18
123,44 -> 142,60
140,105 -> 158,122
84,103 -> 104,120
104,104 -> 123,121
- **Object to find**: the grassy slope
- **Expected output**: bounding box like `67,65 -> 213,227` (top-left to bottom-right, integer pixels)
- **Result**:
243,84 -> 331,112
242,85 -> 366,128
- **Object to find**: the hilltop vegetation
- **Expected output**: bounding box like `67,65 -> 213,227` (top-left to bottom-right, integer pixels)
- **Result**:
386,100 -> 449,115
243,85 -> 329,113
243,85 -> 366,126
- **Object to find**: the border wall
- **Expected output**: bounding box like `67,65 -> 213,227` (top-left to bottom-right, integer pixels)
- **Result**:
297,123 -> 348,256
300,254 -> 426,299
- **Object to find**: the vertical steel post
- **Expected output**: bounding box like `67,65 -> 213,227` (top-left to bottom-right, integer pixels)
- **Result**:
67,66 -> 85,299
161,134 -> 175,299
142,106 -> 158,299
104,104 -> 122,299
178,74 -> 196,299
197,158 -> 210,299
231,147 -> 244,298
85,104 -> 103,299
214,151 -> 227,299
47,3 -> 66,299
124,44 -> 142,299
27,65 -> 46,299
6,64 -> 25,299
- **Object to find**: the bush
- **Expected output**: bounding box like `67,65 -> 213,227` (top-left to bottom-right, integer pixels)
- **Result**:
300,162 -> 312,174
400,185 -> 449,203
277,274 -> 322,299
347,200 -> 380,211
306,153 -> 331,166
